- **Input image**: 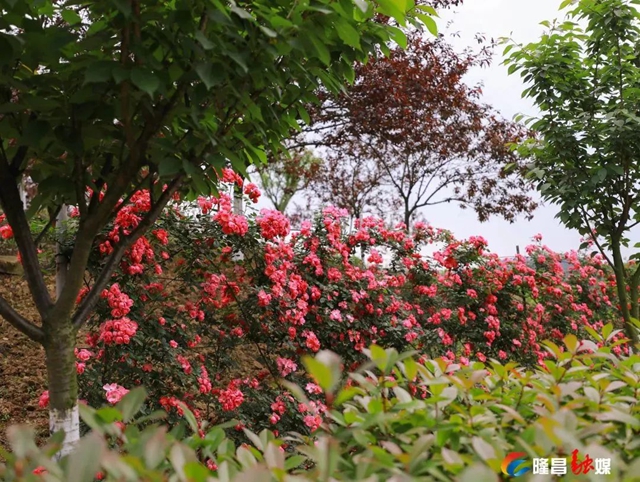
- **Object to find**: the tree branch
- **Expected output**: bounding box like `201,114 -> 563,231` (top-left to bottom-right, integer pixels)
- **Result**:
0,158 -> 53,317
34,205 -> 62,248
72,175 -> 183,329
10,145 -> 29,173
0,294 -> 44,343
577,204 -> 615,270
74,154 -> 88,218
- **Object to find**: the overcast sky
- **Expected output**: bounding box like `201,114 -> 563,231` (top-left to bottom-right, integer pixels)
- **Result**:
427,0 -> 582,257
254,0 -> 631,258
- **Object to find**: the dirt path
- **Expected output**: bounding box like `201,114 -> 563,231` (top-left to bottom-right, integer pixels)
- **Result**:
0,273 -> 49,449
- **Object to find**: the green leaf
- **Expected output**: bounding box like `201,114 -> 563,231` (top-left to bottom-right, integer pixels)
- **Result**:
564,333 -> 578,353
302,357 -> 332,393
471,436 -> 497,461
284,454 -> 307,471
144,427 -> 170,469
79,404 -> 103,432
227,51 -> 249,73
204,428 -> 226,451
131,67 -> 160,97
376,0 -> 407,22
302,351 -> 342,394
84,61 -> 114,84
596,409 -> 640,427
194,30 -> 215,50
368,344 -> 388,372
195,63 -> 223,90
20,119 -> 51,147
177,403 -> 199,433
259,25 -> 278,38
417,13 -> 438,36
109,0 -> 133,16
134,410 -> 167,425
116,387 -> 147,422
65,433 -> 105,482
0,34 -> 15,66
265,442 -> 284,470
458,463 -> 499,482
387,26 -> 407,48
158,157 -> 183,177
7,426 -> 37,459
334,386 -> 360,406
230,5 -> 254,20
404,357 -> 418,381
95,407 -> 123,424
354,0 -> 369,13
61,9 -> 82,26
335,20 -> 361,49
184,462 -> 211,480
169,443 -> 198,480
308,33 -> 331,66
112,65 -> 129,83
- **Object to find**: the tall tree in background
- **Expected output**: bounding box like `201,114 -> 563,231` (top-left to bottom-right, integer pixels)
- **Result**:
0,0 -> 428,455
305,35 -> 537,228
255,150 -> 322,213
504,0 -> 640,347
290,148 -> 394,225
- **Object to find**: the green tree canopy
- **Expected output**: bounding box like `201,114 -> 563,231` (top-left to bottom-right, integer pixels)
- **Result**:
0,0 -> 432,455
503,0 -> 640,346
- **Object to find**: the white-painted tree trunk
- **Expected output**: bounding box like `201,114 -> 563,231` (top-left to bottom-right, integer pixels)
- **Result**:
52,206 -> 79,458
50,405 -> 80,459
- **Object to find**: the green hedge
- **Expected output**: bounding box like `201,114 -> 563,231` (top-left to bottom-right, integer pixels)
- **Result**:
2,325 -> 639,481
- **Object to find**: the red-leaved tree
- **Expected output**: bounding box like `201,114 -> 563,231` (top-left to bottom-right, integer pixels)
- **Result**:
302,35 -> 537,227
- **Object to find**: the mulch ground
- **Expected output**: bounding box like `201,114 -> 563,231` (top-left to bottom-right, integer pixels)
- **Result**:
0,273 -> 50,450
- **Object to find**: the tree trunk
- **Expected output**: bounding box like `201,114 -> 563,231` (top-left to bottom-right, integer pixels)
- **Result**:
611,241 -> 640,348
48,206 -> 78,458
404,208 -> 412,235
56,207 -> 68,299
44,321 -> 79,459
402,196 -> 412,234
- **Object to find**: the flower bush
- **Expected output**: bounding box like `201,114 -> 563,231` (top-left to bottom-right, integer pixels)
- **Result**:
21,181 -> 627,441
3,330 -> 639,481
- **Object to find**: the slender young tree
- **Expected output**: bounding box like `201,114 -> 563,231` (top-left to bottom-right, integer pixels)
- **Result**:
255,150 -> 322,213
0,0 -> 428,455
503,0 -> 640,347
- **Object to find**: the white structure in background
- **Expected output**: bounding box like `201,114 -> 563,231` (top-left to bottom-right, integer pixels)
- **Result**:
18,182 -> 28,209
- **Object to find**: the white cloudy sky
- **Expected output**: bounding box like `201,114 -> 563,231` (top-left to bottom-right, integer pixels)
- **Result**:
253,0 -> 633,258
429,0 -> 581,257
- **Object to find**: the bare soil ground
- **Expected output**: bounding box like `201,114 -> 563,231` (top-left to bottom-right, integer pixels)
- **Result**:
0,266 -> 268,453
0,273 -> 49,450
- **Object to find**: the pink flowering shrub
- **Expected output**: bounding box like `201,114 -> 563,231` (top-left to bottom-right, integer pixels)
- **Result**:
103,384 -> 129,404
0,213 -> 13,240
54,182 -> 629,440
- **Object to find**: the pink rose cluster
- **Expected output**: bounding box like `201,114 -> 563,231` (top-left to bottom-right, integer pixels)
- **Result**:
256,209 -> 290,240
98,317 -> 138,345
103,383 -> 129,404
212,194 -> 249,236
218,387 -> 244,411
276,357 -> 297,377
